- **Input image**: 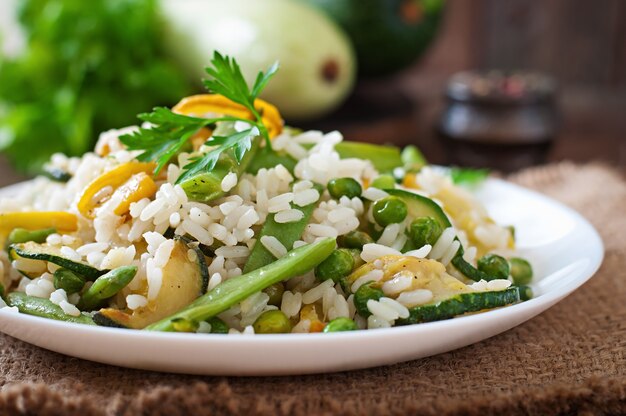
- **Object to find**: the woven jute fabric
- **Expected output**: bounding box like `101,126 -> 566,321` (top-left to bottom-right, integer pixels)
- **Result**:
1,162 -> 625,416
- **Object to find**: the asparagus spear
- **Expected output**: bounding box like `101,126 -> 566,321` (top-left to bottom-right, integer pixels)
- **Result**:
6,292 -> 95,325
77,266 -> 137,311
146,237 -> 336,332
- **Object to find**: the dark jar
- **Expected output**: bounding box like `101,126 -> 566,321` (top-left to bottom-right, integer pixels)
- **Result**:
439,70 -> 558,145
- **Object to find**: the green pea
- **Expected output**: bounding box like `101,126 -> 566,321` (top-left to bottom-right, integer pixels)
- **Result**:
323,317 -> 358,333
517,285 -> 533,301
53,269 -> 85,295
371,175 -> 396,190
354,282 -> 384,317
338,230 -> 374,250
372,196 -> 408,227
315,249 -> 355,282
327,177 -> 362,199
408,217 -> 443,248
206,317 -> 229,334
509,257 -> 533,285
264,282 -> 285,307
477,254 -> 510,280
8,227 -> 56,246
253,310 -> 292,334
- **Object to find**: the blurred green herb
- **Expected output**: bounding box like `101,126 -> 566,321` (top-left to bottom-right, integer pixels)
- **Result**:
450,167 -> 490,186
0,0 -> 191,173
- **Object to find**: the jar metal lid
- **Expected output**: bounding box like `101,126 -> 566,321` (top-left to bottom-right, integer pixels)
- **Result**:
446,70 -> 557,106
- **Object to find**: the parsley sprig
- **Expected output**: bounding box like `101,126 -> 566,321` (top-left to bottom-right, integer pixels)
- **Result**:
120,52 -> 278,178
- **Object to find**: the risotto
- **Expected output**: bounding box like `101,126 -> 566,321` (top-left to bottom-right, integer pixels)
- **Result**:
0,54 -> 534,334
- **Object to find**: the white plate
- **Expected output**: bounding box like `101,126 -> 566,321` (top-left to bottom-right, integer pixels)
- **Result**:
0,178 -> 604,376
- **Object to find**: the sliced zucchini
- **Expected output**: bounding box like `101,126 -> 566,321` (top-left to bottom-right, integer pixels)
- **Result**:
396,287 -> 520,325
385,189 -> 498,282
10,241 -> 107,281
94,239 -> 206,329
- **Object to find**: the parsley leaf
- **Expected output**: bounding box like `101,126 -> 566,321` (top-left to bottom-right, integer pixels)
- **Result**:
120,52 -> 279,178
176,127 -> 258,185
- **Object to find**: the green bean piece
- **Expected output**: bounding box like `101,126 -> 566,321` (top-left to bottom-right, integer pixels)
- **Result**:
77,266 -> 137,311
315,248 -> 356,282
243,184 -> 322,273
338,231 -> 374,250
323,317 -> 358,333
371,175 -> 396,190
171,318 -> 198,333
264,282 -> 285,306
354,282 -> 385,317
509,257 -> 533,285
408,217 -> 443,249
146,237 -> 336,332
517,285 -> 534,301
253,310 -> 292,334
372,196 -> 408,227
6,292 -> 95,325
7,227 -> 56,246
477,254 -> 510,280
206,317 -> 229,334
327,177 -> 363,199
401,145 -> 427,172
53,269 -> 86,295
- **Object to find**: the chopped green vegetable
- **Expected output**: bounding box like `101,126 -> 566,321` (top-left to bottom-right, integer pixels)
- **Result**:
408,217 -> 443,249
178,133 -> 261,202
0,0 -> 190,173
53,269 -> 86,295
323,317 -> 358,332
372,196 -> 408,227
171,318 -> 198,333
7,228 -> 56,247
450,167 -> 490,186
333,142 -> 402,173
146,237 -> 336,332
327,177 -> 362,199
477,254 -> 510,280
243,184 -> 322,273
354,282 -> 384,317
315,249 -> 355,282
509,258 -> 533,285
517,285 -> 534,301
371,174 -> 396,190
253,310 -> 292,334
264,282 -> 285,307
77,266 -> 137,310
338,230 -> 374,250
246,146 -> 297,174
396,288 -> 520,325
6,292 -> 95,325
206,317 -> 230,334
401,145 -> 427,172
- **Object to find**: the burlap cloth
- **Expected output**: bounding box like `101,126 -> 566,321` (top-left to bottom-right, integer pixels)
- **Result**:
1,162 -> 625,416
